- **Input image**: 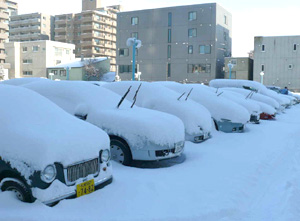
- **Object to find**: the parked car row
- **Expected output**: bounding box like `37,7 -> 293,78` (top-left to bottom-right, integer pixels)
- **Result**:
0,78 -> 298,206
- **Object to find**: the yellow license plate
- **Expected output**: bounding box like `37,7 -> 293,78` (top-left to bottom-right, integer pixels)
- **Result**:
76,179 -> 95,198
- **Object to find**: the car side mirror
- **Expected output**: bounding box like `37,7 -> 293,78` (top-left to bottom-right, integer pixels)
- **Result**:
74,104 -> 89,121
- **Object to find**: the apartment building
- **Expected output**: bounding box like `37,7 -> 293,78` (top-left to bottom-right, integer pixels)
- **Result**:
0,0 -> 17,79
54,0 -> 120,71
5,40 -> 75,79
9,13 -> 54,42
254,36 -> 300,91
224,57 -> 253,80
116,3 -> 232,83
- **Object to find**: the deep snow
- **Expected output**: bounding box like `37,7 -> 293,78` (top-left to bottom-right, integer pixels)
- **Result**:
1,104 -> 300,221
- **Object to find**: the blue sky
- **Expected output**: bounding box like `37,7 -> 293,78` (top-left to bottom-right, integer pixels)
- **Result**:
17,0 -> 300,57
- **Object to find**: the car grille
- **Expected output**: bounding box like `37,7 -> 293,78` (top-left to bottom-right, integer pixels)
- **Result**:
66,158 -> 99,183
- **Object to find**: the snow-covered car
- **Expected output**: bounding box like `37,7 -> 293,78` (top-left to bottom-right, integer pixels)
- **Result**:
155,82 -> 250,133
101,81 -> 213,142
209,79 -> 291,109
221,88 -> 277,120
0,85 -> 112,205
21,80 -> 185,165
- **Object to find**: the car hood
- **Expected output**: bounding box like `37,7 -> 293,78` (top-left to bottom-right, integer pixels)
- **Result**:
88,107 -> 185,147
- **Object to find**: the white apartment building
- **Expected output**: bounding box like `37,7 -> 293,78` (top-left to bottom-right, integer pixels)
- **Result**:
5,40 -> 75,78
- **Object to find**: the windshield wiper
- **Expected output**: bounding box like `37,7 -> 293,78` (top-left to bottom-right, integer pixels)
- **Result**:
216,88 -> 219,94
117,86 -> 132,108
131,83 -> 142,108
177,92 -> 186,101
246,91 -> 254,99
217,92 -> 223,97
185,88 -> 193,101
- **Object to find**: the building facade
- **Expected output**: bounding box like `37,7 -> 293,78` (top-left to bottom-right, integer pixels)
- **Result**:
54,0 -> 120,71
254,36 -> 300,91
0,0 -> 17,79
9,13 -> 54,42
5,40 -> 75,79
116,3 -> 232,83
224,57 -> 253,80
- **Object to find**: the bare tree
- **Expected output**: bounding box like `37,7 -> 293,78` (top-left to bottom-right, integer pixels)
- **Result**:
83,58 -> 106,81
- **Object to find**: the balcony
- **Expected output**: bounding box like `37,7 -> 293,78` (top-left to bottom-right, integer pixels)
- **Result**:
54,27 -> 67,32
10,18 -> 40,26
0,43 -> 4,49
0,53 -> 6,60
10,26 -> 41,33
0,23 -> 8,31
0,2 -> 7,10
55,35 -> 67,41
0,33 -> 8,40
0,11 -> 9,20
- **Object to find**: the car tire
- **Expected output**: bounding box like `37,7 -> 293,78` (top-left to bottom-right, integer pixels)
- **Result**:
110,138 -> 132,166
1,180 -> 34,203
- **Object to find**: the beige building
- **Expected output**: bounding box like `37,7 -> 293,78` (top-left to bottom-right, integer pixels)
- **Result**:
54,0 -> 120,71
9,13 -> 54,42
5,40 -> 75,78
0,0 -> 17,79
224,57 -> 253,80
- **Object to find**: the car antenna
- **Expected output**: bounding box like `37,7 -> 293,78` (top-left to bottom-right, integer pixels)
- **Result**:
117,86 -> 132,109
177,92 -> 186,101
185,88 -> 193,101
217,92 -> 223,97
131,83 -> 142,108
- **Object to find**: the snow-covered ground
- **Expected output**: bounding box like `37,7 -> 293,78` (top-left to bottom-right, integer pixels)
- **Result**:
1,105 -> 300,221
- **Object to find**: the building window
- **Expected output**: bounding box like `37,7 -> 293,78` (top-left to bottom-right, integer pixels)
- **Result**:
188,28 -> 197,38
167,63 -> 171,77
22,47 -> 27,52
167,45 -> 171,58
23,59 -> 33,64
261,64 -> 265,71
188,45 -> 193,54
188,11 -> 196,21
131,17 -> 138,25
224,15 -> 227,24
288,64 -> 293,70
32,46 -> 39,52
262,45 -> 265,52
55,48 -> 62,56
119,65 -> 137,73
199,45 -> 211,54
66,49 -> 70,54
168,12 -> 172,27
51,70 -> 58,75
168,29 -> 171,43
60,70 -> 66,76
294,44 -> 297,51
119,48 -> 129,57
131,32 -> 138,39
224,32 -> 227,41
230,59 -> 237,65
188,64 -> 211,73
23,71 -> 33,76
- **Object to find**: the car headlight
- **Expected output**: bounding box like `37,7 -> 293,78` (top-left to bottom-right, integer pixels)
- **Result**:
40,164 -> 57,183
100,149 -> 110,163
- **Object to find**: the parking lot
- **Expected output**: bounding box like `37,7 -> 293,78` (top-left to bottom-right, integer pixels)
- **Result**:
1,105 -> 300,221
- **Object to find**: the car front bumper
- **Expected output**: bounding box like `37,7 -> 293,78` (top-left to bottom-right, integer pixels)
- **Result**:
185,132 -> 211,143
215,120 -> 245,133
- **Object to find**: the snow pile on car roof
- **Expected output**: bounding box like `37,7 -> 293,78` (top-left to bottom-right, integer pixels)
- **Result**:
102,81 -> 213,135
158,81 -> 250,124
1,77 -> 48,86
209,79 -> 290,106
0,85 -> 109,176
23,81 -> 185,147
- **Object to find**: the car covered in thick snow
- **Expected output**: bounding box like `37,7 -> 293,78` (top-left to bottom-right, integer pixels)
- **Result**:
21,80 -> 185,165
154,82 -> 250,133
101,81 -> 213,142
209,79 -> 292,109
0,85 -> 112,205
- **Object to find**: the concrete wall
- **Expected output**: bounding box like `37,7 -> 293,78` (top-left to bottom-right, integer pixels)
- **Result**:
224,57 -> 253,80
254,36 -> 300,90
116,3 -> 232,83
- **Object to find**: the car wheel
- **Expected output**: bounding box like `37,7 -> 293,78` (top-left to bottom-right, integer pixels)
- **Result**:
1,180 -> 34,203
110,139 -> 132,166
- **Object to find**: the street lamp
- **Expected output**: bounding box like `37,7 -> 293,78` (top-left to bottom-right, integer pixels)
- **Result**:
227,61 -> 234,79
126,38 -> 142,81
260,71 -> 264,84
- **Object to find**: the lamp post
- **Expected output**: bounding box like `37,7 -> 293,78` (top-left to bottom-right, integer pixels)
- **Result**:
126,38 -> 142,81
227,62 -> 234,79
64,66 -> 71,80
260,71 -> 264,84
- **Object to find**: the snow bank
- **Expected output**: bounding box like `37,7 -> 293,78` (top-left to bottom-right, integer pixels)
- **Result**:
157,81 -> 250,124
101,72 -> 115,82
102,81 -> 213,136
209,79 -> 290,106
1,77 -> 49,86
0,85 -> 110,174
22,80 -> 184,147
221,88 -> 280,110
